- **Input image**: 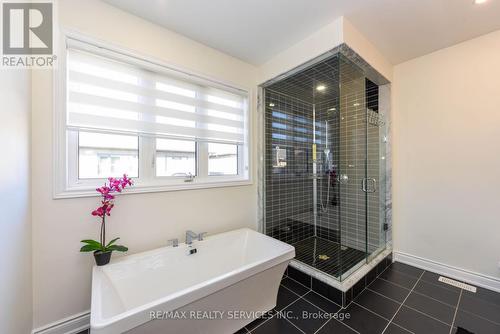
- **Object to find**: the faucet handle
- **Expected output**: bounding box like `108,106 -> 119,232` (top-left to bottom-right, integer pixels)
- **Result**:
198,232 -> 207,241
167,238 -> 179,247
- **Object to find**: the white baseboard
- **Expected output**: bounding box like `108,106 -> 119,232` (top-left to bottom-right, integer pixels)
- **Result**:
32,311 -> 90,334
393,251 -> 500,293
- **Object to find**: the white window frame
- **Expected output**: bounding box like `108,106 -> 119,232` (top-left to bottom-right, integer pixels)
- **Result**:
53,30 -> 252,199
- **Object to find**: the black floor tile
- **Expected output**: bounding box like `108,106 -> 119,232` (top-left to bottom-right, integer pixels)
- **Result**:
251,315 -> 303,334
379,267 -> 419,289
453,310 -> 500,334
390,262 -> 425,278
316,319 -> 358,333
245,310 -> 276,331
287,266 -> 311,288
458,293 -> 500,324
354,289 -> 400,320
339,302 -> 389,334
420,272 -> 462,293
246,260 -> 500,334
281,277 -> 310,296
404,291 -> 456,324
283,298 -> 329,333
367,278 -> 410,303
393,305 -> 451,334
275,285 -> 301,312
463,286 -> 500,307
383,323 -> 413,333
303,291 -> 341,314
413,280 -> 461,306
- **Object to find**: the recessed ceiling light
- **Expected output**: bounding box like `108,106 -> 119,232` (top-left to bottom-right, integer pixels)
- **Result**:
269,103 -> 275,107
474,0 -> 488,4
316,85 -> 326,92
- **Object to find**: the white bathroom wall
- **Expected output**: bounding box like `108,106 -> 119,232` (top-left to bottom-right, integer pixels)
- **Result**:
31,0 -> 258,329
392,29 -> 500,284
0,71 -> 32,333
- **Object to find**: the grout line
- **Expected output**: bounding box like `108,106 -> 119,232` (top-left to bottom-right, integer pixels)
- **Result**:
312,318 -> 332,334
300,292 -> 341,314
411,289 -> 459,308
381,270 -> 424,333
365,287 -> 405,304
449,290 -> 462,334
460,308 -> 500,326
248,287 -> 309,333
352,301 -> 390,321
376,276 -> 413,291
390,322 -> 415,334
313,317 -> 361,334
305,290 -> 343,308
282,314 -> 307,334
403,304 -> 453,326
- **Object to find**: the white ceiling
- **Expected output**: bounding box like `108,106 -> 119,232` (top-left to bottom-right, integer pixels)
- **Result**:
104,0 -> 500,65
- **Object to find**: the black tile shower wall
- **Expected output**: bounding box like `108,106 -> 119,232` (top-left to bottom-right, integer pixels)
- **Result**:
264,86 -> 342,246
287,253 -> 393,307
264,90 -> 316,245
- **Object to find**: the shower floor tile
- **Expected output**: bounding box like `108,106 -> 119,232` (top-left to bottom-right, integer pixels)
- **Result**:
292,236 -> 366,278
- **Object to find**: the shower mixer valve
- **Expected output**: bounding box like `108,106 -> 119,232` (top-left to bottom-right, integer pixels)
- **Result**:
338,174 -> 349,184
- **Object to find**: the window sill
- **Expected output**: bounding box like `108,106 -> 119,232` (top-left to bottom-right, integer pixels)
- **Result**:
53,178 -> 253,199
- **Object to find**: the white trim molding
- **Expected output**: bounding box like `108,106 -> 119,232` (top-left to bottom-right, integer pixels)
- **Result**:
394,251 -> 500,293
32,311 -> 90,334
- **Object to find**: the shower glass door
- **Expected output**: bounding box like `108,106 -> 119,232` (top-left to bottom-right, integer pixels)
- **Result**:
338,54 -> 368,280
366,81 -> 387,262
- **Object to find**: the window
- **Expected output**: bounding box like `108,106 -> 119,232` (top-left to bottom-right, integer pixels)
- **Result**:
156,139 -> 196,177
78,132 -> 139,179
208,143 -> 238,176
55,36 -> 250,197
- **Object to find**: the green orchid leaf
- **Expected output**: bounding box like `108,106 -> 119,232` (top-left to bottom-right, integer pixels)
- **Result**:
107,244 -> 128,252
106,237 -> 120,248
81,239 -> 102,247
80,244 -> 102,252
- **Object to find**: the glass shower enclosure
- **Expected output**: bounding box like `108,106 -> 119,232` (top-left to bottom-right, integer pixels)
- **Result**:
261,48 -> 389,281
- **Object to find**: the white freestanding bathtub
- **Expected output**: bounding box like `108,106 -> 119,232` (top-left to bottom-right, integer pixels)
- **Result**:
90,228 -> 295,334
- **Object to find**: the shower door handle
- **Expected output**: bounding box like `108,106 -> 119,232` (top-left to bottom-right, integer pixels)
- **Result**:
362,178 -> 377,193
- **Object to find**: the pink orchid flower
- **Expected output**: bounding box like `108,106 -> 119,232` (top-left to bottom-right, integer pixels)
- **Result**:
91,175 -> 132,218
120,174 -> 133,188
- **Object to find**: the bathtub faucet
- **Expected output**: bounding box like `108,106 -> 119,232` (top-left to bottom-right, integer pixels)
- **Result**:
185,230 -> 198,245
